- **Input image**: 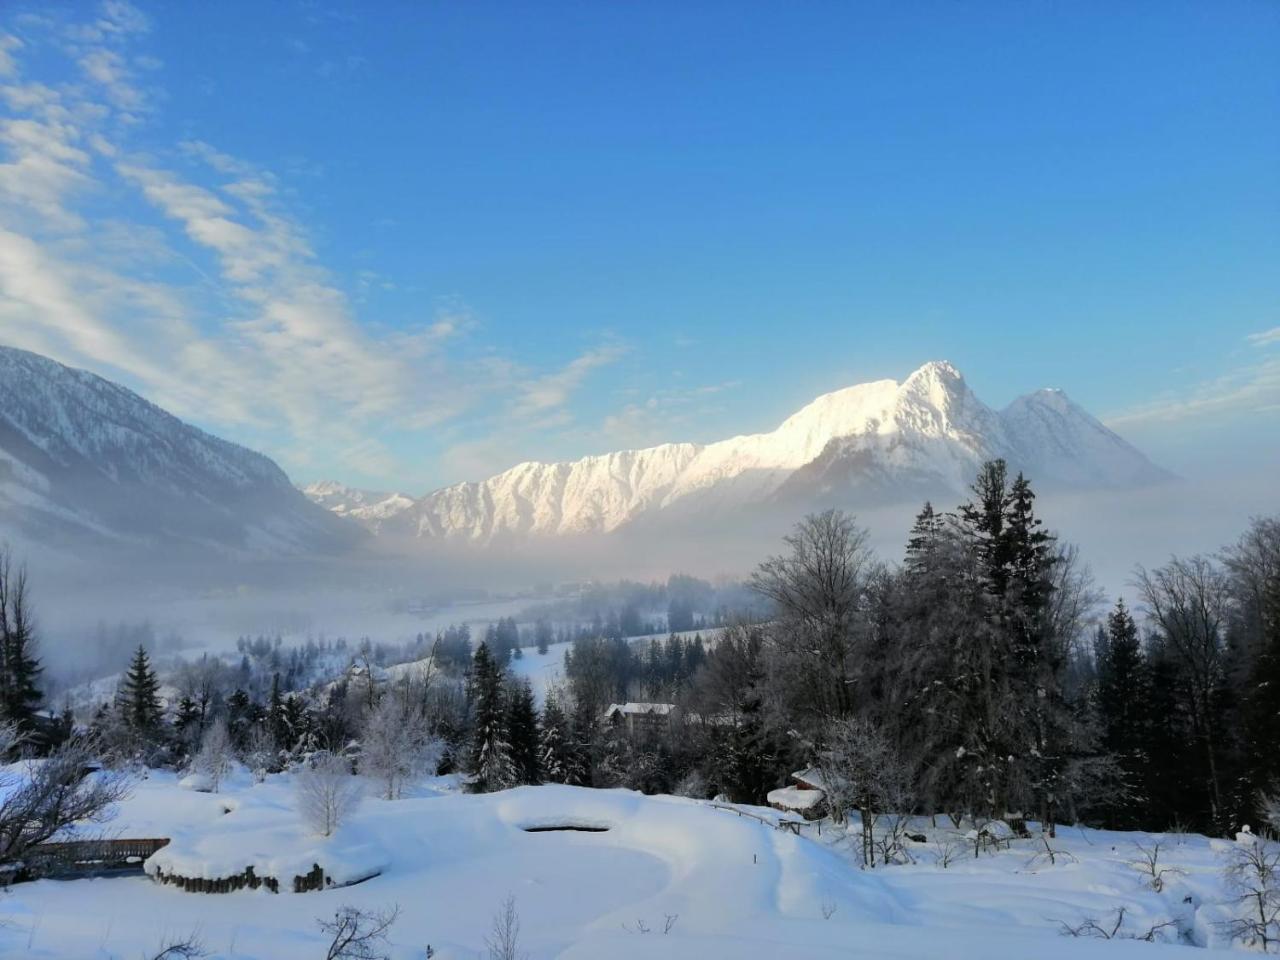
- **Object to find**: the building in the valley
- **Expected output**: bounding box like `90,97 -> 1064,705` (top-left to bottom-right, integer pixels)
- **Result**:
602,702 -> 677,736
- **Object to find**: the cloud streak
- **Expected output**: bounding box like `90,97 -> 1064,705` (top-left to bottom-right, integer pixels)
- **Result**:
1106,328 -> 1280,428
0,3 -> 628,488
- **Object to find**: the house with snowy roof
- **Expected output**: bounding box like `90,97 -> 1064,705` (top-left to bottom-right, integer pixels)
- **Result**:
602,702 -> 677,735
766,767 -> 830,820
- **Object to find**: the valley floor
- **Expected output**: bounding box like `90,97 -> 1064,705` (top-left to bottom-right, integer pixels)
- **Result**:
0,768 -> 1266,959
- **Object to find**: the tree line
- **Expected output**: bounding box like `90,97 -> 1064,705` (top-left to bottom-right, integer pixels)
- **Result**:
1,462 -> 1276,840
449,460 -> 1279,839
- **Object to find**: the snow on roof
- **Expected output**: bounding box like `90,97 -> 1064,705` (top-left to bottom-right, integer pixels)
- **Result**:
790,767 -> 829,790
766,786 -> 826,811
603,702 -> 676,717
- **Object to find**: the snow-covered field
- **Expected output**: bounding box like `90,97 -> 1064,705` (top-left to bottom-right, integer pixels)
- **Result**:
1,766 -> 1267,959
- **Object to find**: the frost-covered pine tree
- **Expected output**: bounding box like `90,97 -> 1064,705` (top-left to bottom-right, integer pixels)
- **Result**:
468,643 -> 517,793
539,691 -> 570,784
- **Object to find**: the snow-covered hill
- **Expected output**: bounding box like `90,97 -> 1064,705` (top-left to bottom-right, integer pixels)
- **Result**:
0,345 -> 360,555
308,361 -> 1170,542
1,767 -> 1257,958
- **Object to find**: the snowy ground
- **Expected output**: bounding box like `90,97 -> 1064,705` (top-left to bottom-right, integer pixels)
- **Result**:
0,767 -> 1266,959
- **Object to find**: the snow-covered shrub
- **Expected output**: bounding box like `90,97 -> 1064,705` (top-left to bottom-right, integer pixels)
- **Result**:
295,751 -> 363,837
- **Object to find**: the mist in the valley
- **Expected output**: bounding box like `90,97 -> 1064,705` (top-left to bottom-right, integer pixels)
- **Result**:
12,455 -> 1274,702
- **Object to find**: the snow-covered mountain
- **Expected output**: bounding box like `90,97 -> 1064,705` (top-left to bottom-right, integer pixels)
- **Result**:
299,481 -> 415,531
0,345 -> 360,555
306,361 -> 1170,542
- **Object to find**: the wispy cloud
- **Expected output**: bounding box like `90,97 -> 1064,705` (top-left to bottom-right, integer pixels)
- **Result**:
0,3 -> 624,487
1106,327 -> 1280,427
514,343 -> 628,418
1247,326 -> 1280,348
600,380 -> 741,448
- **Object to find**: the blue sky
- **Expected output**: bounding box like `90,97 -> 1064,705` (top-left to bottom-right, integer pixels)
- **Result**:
1,0 -> 1277,491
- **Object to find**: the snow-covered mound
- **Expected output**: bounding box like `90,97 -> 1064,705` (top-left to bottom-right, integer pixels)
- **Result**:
0,345 -> 361,555
307,361 -> 1170,543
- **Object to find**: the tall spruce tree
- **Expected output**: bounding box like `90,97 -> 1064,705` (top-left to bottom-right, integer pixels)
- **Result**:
120,644 -> 162,734
955,460 -> 1020,817
173,696 -> 201,753
0,553 -> 42,734
1240,571 -> 1280,819
718,673 -> 777,804
467,642 -> 517,792
903,501 -> 944,578
1093,599 -> 1147,827
267,672 -> 288,747
506,678 -> 541,785
955,461 -> 1063,823
1005,472 -> 1063,830
567,697 -> 596,787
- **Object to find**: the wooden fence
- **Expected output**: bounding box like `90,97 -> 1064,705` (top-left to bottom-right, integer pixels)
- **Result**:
24,838 -> 170,877
149,862 -> 381,894
705,802 -> 813,835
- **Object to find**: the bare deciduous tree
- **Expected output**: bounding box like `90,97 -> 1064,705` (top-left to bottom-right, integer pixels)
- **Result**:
1028,834 -> 1078,869
486,895 -> 526,960
1135,556 -> 1231,827
1219,833 -> 1280,952
0,735 -> 131,865
931,837 -> 964,868
820,716 -> 913,867
360,691 -> 440,800
318,904 -> 399,960
242,724 -> 277,783
752,510 -> 875,725
1059,907 -> 1178,942
295,751 -> 363,837
1129,840 -> 1184,893
192,718 -> 233,793
149,933 -> 208,959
